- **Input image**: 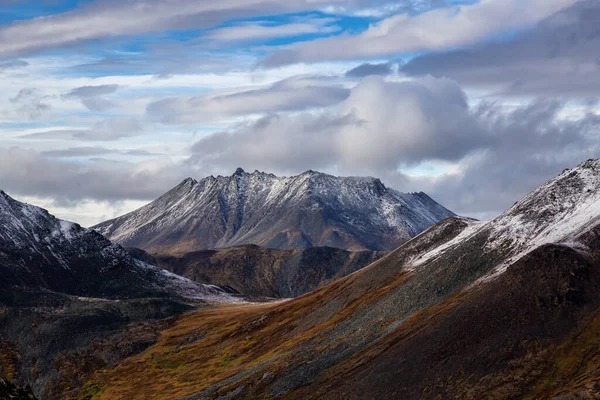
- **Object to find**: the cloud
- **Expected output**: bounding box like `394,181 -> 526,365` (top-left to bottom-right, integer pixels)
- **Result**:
147,75 -> 350,124
65,84 -> 120,98
204,18 -> 339,44
187,76 -> 600,218
0,146 -> 184,205
401,0 -> 600,98
9,88 -> 51,118
188,76 -> 485,172
420,101 -> 600,219
40,146 -> 160,158
0,0 -> 391,57
345,61 -> 401,78
0,59 -> 28,72
23,117 -> 144,141
262,0 -> 578,66
63,84 -> 121,111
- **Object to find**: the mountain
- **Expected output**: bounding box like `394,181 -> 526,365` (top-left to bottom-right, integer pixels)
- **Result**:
128,245 -> 386,298
82,159 -> 600,399
0,190 -> 233,305
93,168 -> 454,253
0,191 -> 238,398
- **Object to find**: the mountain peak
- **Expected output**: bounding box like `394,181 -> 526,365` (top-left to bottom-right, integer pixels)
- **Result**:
93,170 -> 455,253
181,177 -> 198,185
0,192 -> 235,303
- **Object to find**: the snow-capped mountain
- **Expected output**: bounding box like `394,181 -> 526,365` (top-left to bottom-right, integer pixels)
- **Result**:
408,159 -> 600,282
93,168 -> 455,253
0,191 -> 235,304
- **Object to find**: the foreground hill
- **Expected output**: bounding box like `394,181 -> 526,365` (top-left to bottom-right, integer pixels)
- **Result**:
83,159 -> 600,399
128,245 -> 386,298
93,168 -> 454,253
0,192 -> 237,398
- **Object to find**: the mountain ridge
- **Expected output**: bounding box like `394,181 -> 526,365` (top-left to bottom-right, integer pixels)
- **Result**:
0,190 -> 234,304
82,158 -> 600,399
93,168 -> 455,253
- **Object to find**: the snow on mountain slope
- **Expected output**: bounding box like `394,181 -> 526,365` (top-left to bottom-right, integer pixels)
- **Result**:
93,168 -> 455,253
404,159 -> 600,281
0,191 -> 237,303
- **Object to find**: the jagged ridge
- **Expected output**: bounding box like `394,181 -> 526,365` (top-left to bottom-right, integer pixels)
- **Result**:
0,191 -> 234,304
93,168 -> 454,253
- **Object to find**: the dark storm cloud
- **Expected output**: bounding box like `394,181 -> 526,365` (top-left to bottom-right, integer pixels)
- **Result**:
187,76 -> 486,173
402,0 -> 600,98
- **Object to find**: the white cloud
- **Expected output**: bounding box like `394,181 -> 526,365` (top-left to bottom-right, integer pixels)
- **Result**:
147,75 -> 350,124
263,0 -> 579,65
23,117 -> 144,141
188,76 -> 484,173
0,0 -> 377,57
205,19 -> 339,43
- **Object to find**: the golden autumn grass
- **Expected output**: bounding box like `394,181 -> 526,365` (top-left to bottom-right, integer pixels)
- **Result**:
85,260 -> 412,400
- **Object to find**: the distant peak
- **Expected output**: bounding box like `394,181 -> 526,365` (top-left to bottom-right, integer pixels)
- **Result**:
182,177 -> 198,185
234,167 -> 245,176
301,169 -> 326,177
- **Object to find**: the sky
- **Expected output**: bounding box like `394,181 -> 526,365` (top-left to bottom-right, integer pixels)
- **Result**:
0,0 -> 599,225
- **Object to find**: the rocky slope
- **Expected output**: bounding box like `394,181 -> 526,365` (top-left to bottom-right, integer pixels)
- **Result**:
93,168 -> 454,253
0,191 -> 233,305
0,192 -> 238,398
82,159 -> 600,399
128,245 -> 386,298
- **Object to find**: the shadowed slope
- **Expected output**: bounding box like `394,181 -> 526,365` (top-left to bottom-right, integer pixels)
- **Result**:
128,245 -> 386,298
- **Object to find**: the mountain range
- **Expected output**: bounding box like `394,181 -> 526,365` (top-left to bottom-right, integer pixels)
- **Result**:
4,161 -> 600,399
93,168 -> 454,253
79,159 -> 600,399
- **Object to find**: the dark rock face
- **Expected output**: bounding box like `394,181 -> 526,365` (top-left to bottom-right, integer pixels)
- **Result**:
0,191 -> 233,304
0,379 -> 35,399
93,169 -> 454,253
128,245 -> 386,298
